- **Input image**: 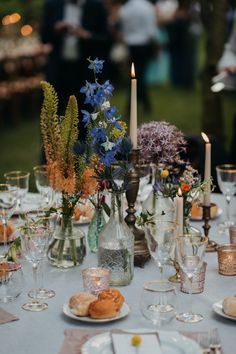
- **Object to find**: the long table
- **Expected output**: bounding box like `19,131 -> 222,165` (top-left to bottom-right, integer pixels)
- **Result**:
0,193 -> 235,354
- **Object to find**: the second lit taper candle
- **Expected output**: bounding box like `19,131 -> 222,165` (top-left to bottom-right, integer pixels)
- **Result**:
201,132 -> 211,206
130,63 -> 137,149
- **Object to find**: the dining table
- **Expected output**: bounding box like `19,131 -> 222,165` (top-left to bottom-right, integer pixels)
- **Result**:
0,192 -> 235,354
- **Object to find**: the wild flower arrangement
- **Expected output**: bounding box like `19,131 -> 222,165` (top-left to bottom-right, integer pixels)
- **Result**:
137,121 -> 186,166
40,81 -> 98,219
76,58 -> 132,192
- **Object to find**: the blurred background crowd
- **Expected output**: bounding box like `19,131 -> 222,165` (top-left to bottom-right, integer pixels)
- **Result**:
0,0 -> 236,190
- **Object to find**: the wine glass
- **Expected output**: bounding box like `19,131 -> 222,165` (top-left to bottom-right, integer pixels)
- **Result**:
20,217 -> 54,311
33,165 -> 54,208
25,211 -> 58,300
0,184 -> 18,259
216,164 -> 236,233
4,170 -> 30,212
144,220 -> 176,281
140,280 -> 177,326
175,235 -> 207,323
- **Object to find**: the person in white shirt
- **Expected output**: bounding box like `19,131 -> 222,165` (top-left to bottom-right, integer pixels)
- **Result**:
118,0 -> 157,113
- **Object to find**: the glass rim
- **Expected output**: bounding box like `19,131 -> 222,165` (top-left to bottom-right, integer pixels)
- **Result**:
177,235 -> 207,244
4,170 -> 30,179
0,183 -> 18,192
143,280 -> 176,293
216,164 -> 236,172
33,165 -> 47,172
81,267 -> 111,276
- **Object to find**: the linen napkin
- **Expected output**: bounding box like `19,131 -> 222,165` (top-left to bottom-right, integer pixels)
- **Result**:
111,332 -> 162,354
0,307 -> 19,324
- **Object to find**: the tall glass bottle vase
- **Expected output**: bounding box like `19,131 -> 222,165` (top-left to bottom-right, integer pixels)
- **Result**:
87,206 -> 106,253
98,191 -> 134,286
47,213 -> 86,268
183,200 -> 201,236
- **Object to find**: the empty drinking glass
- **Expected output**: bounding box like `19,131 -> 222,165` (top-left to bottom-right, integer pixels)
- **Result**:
216,164 -> 236,233
33,165 -> 54,208
4,171 -> 30,212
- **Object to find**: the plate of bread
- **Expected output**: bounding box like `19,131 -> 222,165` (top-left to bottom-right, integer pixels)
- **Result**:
190,203 -> 222,221
0,221 -> 16,244
63,288 -> 130,323
213,296 -> 236,321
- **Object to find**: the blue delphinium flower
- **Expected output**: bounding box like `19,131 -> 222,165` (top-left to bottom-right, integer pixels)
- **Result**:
88,58 -> 104,73
81,110 -> 91,127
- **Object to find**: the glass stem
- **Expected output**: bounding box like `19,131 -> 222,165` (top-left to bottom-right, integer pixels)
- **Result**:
32,262 -> 39,300
225,195 -> 231,222
2,219 -> 7,256
188,276 -> 193,315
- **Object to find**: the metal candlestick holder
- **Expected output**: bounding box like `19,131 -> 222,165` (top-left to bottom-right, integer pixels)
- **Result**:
200,203 -> 217,252
125,148 -> 150,267
169,258 -> 181,283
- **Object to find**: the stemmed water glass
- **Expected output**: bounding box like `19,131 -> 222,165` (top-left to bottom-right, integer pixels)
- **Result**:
4,170 -> 30,212
25,211 -> 58,300
33,165 -> 54,208
20,214 -> 56,311
216,164 -> 236,233
0,184 -> 18,259
176,235 -> 207,323
144,220 -> 176,281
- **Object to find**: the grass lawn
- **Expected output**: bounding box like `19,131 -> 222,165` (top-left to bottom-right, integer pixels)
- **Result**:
0,81 -> 235,191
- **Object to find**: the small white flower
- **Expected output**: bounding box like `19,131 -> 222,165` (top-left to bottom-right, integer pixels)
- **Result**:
91,112 -> 99,121
101,101 -> 110,111
98,121 -> 107,128
101,137 -> 115,151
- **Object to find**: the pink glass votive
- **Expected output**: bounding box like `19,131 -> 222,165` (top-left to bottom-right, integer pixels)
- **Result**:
82,267 -> 111,295
217,244 -> 236,275
180,262 -> 207,294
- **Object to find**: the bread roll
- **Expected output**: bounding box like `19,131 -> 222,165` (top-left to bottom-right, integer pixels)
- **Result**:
98,288 -> 125,311
88,299 -> 117,319
69,292 -> 97,316
191,203 -> 218,219
223,296 -> 236,317
0,221 -> 14,242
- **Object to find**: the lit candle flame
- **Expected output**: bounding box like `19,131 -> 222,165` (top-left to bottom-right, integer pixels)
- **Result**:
177,187 -> 182,197
201,132 -> 210,143
131,63 -> 135,78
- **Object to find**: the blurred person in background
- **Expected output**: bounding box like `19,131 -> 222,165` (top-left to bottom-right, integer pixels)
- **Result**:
159,0 -> 201,88
40,0 -> 113,134
117,0 -> 157,113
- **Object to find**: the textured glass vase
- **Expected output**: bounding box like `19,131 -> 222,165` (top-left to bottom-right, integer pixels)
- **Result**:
87,206 -> 106,253
47,214 -> 86,268
98,191 -> 134,286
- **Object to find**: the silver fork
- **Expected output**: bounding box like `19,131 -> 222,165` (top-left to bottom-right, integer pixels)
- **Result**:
209,329 -> 222,354
197,333 -> 211,354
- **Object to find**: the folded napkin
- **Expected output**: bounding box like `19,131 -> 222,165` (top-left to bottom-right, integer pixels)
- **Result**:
0,307 -> 19,324
111,332 -> 161,354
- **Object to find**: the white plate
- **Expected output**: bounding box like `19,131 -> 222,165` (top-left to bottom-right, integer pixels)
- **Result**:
191,208 -> 223,221
213,299 -> 236,321
62,302 -> 130,323
81,331 -> 201,354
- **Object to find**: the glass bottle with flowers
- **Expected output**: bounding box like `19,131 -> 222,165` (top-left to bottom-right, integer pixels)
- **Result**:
40,82 -> 97,268
138,121 -> 187,220
78,58 -> 134,285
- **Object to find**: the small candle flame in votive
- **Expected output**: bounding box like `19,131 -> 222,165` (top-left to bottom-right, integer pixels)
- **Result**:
201,132 -> 209,143
131,63 -> 135,78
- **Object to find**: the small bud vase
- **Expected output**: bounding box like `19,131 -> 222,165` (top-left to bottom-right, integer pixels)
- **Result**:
87,206 -> 106,253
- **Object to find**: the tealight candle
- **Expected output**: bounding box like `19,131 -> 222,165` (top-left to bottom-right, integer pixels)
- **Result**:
82,267 -> 111,295
217,245 -> 236,275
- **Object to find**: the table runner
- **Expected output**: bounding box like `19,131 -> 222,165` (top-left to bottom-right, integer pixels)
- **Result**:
0,308 -> 19,324
59,328 -> 223,354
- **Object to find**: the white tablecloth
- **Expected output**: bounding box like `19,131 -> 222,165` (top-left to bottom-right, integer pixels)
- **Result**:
0,193 -> 235,354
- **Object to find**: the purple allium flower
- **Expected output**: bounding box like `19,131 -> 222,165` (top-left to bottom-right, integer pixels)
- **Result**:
137,121 -> 187,166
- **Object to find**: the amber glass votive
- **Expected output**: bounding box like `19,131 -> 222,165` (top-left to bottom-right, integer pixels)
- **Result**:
180,262 -> 207,294
82,267 -> 111,295
217,245 -> 236,276
229,225 -> 236,244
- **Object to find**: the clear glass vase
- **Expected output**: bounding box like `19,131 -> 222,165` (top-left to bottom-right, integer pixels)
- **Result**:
47,214 -> 86,268
142,191 -> 175,222
98,191 -> 134,286
183,216 -> 201,236
87,206 -> 106,253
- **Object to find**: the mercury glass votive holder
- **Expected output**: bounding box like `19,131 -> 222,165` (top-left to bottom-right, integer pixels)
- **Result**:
82,267 -> 111,295
180,262 -> 207,294
217,245 -> 236,276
